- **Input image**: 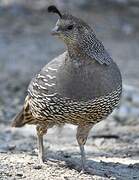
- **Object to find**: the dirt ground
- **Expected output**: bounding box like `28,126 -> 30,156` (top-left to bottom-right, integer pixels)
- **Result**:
1,120 -> 139,180
0,2 -> 139,180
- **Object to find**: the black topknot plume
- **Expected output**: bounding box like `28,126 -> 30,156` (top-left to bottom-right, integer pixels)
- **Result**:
48,5 -> 62,18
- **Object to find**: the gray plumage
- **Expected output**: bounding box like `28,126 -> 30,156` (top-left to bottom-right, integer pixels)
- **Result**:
12,6 -> 122,171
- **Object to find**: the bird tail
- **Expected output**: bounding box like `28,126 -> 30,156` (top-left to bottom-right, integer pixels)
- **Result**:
12,96 -> 32,127
11,108 -> 25,127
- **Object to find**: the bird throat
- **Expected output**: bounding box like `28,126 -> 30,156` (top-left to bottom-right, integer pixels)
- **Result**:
67,43 -> 92,64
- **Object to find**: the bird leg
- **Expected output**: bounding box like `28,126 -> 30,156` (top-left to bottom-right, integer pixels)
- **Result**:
36,125 -> 48,164
37,134 -> 44,164
76,124 -> 93,172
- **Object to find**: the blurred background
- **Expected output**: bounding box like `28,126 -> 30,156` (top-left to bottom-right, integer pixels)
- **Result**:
0,0 -> 139,179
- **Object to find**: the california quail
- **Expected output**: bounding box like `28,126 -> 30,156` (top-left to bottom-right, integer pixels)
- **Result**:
12,6 -> 122,171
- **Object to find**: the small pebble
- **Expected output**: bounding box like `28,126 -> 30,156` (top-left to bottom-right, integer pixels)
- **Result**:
33,165 -> 42,170
16,172 -> 23,177
8,144 -> 16,151
63,153 -> 71,158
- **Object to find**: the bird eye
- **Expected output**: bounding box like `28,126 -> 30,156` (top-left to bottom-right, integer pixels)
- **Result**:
67,25 -> 74,30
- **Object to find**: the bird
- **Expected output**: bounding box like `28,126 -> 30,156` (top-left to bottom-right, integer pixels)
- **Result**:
12,5 -> 122,171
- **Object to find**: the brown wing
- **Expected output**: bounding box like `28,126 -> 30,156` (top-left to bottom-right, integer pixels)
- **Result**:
28,52 -> 67,99
27,52 -> 68,118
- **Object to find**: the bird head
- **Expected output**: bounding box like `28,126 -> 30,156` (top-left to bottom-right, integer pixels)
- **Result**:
48,6 -> 91,46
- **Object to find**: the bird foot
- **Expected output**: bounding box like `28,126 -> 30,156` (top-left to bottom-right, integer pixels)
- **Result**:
79,170 -> 85,175
79,167 -> 87,175
33,158 -> 46,169
38,155 -> 46,165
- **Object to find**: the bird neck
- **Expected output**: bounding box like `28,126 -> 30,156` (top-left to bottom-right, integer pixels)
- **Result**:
67,31 -> 96,63
67,43 -> 88,62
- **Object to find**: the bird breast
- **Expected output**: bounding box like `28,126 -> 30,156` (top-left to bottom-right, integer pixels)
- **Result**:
56,58 -> 122,101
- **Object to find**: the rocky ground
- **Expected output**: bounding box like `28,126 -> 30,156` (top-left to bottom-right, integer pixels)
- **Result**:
0,1 -> 139,180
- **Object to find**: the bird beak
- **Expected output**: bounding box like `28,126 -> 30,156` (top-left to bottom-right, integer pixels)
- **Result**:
51,25 -> 60,35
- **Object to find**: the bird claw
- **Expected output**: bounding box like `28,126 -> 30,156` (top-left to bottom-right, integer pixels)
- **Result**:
79,167 -> 87,175
38,155 -> 46,165
79,170 -> 85,175
39,160 -> 45,166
